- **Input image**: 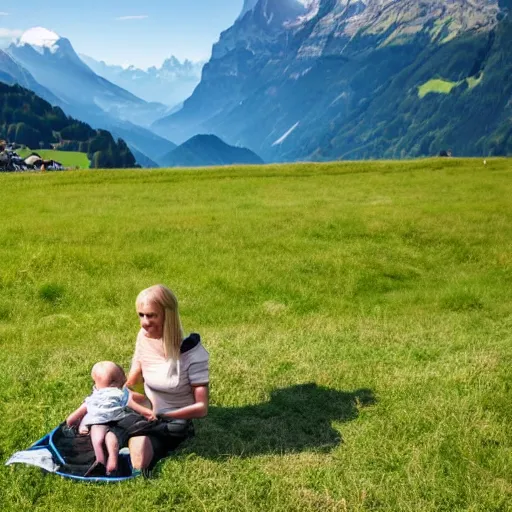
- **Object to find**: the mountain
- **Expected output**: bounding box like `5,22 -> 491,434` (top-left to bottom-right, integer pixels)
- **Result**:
92,117 -> 176,167
152,0 -> 512,160
237,0 -> 261,21
7,28 -> 170,127
0,49 -> 60,105
0,82 -> 137,168
159,134 -> 264,167
152,0 -> 307,146
4,28 -> 177,165
129,147 -> 159,169
80,54 -> 204,108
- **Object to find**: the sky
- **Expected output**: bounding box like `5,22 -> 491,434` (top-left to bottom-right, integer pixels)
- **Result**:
0,0 -> 244,68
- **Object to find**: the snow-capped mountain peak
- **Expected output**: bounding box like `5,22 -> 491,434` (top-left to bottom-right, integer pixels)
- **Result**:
17,27 -> 61,54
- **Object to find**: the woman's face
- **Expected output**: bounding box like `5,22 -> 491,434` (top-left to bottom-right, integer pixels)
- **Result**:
137,299 -> 164,339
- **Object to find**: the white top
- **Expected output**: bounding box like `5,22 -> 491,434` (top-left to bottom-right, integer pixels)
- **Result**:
132,330 -> 209,415
82,387 -> 129,426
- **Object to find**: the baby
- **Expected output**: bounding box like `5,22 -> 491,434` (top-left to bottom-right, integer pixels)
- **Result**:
66,361 -> 155,476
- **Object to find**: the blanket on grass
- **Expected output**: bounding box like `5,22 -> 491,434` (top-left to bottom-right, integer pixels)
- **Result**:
5,413 -> 188,482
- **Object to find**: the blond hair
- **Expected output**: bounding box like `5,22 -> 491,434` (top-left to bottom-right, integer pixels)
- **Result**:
136,284 -> 184,361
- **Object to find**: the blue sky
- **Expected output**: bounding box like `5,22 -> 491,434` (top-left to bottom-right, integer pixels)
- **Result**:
0,0 -> 243,68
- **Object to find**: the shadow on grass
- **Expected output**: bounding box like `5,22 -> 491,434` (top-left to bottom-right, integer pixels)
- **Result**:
184,383 -> 376,459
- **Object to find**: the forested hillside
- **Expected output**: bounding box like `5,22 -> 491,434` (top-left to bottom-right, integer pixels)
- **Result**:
0,82 -> 137,168
316,15 -> 512,160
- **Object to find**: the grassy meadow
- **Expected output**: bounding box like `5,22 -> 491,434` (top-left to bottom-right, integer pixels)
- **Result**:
0,159 -> 511,511
417,76 -> 483,99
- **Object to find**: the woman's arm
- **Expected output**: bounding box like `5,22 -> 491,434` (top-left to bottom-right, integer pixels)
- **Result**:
125,360 -> 143,389
160,385 -> 209,420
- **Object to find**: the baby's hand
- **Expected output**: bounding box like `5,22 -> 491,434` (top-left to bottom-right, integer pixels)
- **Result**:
143,409 -> 157,422
78,424 -> 90,435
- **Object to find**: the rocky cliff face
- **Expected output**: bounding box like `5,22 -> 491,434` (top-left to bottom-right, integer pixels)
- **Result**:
293,0 -> 499,58
153,0 -> 510,160
237,0 -> 263,21
153,0 -> 306,139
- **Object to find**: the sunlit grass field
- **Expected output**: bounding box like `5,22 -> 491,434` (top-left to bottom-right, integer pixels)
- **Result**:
0,159 -> 511,511
418,78 -> 458,98
417,77 -> 483,98
418,73 -> 484,98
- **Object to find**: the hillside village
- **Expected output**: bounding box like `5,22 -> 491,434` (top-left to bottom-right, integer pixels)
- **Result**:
0,140 -> 65,172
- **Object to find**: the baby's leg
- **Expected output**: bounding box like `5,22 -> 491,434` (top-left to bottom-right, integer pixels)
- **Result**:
104,430 -> 119,474
90,424 -> 108,465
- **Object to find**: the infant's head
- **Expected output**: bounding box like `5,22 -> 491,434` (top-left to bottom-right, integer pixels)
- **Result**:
91,361 -> 126,389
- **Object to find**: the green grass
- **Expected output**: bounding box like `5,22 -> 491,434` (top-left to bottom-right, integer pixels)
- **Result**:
418,74 -> 484,99
17,148 -> 90,168
0,159 -> 511,511
467,73 -> 484,89
418,79 -> 459,98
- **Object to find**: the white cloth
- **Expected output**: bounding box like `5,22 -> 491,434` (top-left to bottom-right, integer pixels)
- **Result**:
82,387 -> 129,426
5,447 -> 60,473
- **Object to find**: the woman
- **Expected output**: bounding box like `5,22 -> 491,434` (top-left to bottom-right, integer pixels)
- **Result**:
125,285 -> 209,470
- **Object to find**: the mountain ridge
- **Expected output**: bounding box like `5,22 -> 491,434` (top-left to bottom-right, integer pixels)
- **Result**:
80,54 -> 204,108
160,134 -> 264,168
0,49 -> 61,106
2,28 -> 177,166
152,0 -> 511,160
7,32 -> 167,124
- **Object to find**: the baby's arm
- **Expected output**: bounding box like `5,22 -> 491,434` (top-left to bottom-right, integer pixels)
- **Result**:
66,403 -> 87,427
127,391 -> 156,421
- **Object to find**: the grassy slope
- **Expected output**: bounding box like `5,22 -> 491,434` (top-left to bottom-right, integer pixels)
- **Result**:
0,159 -> 510,511
17,148 -> 90,169
418,75 -> 484,99
418,79 -> 459,98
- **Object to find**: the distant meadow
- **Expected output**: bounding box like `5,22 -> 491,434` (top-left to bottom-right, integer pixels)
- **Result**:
0,159 -> 511,511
